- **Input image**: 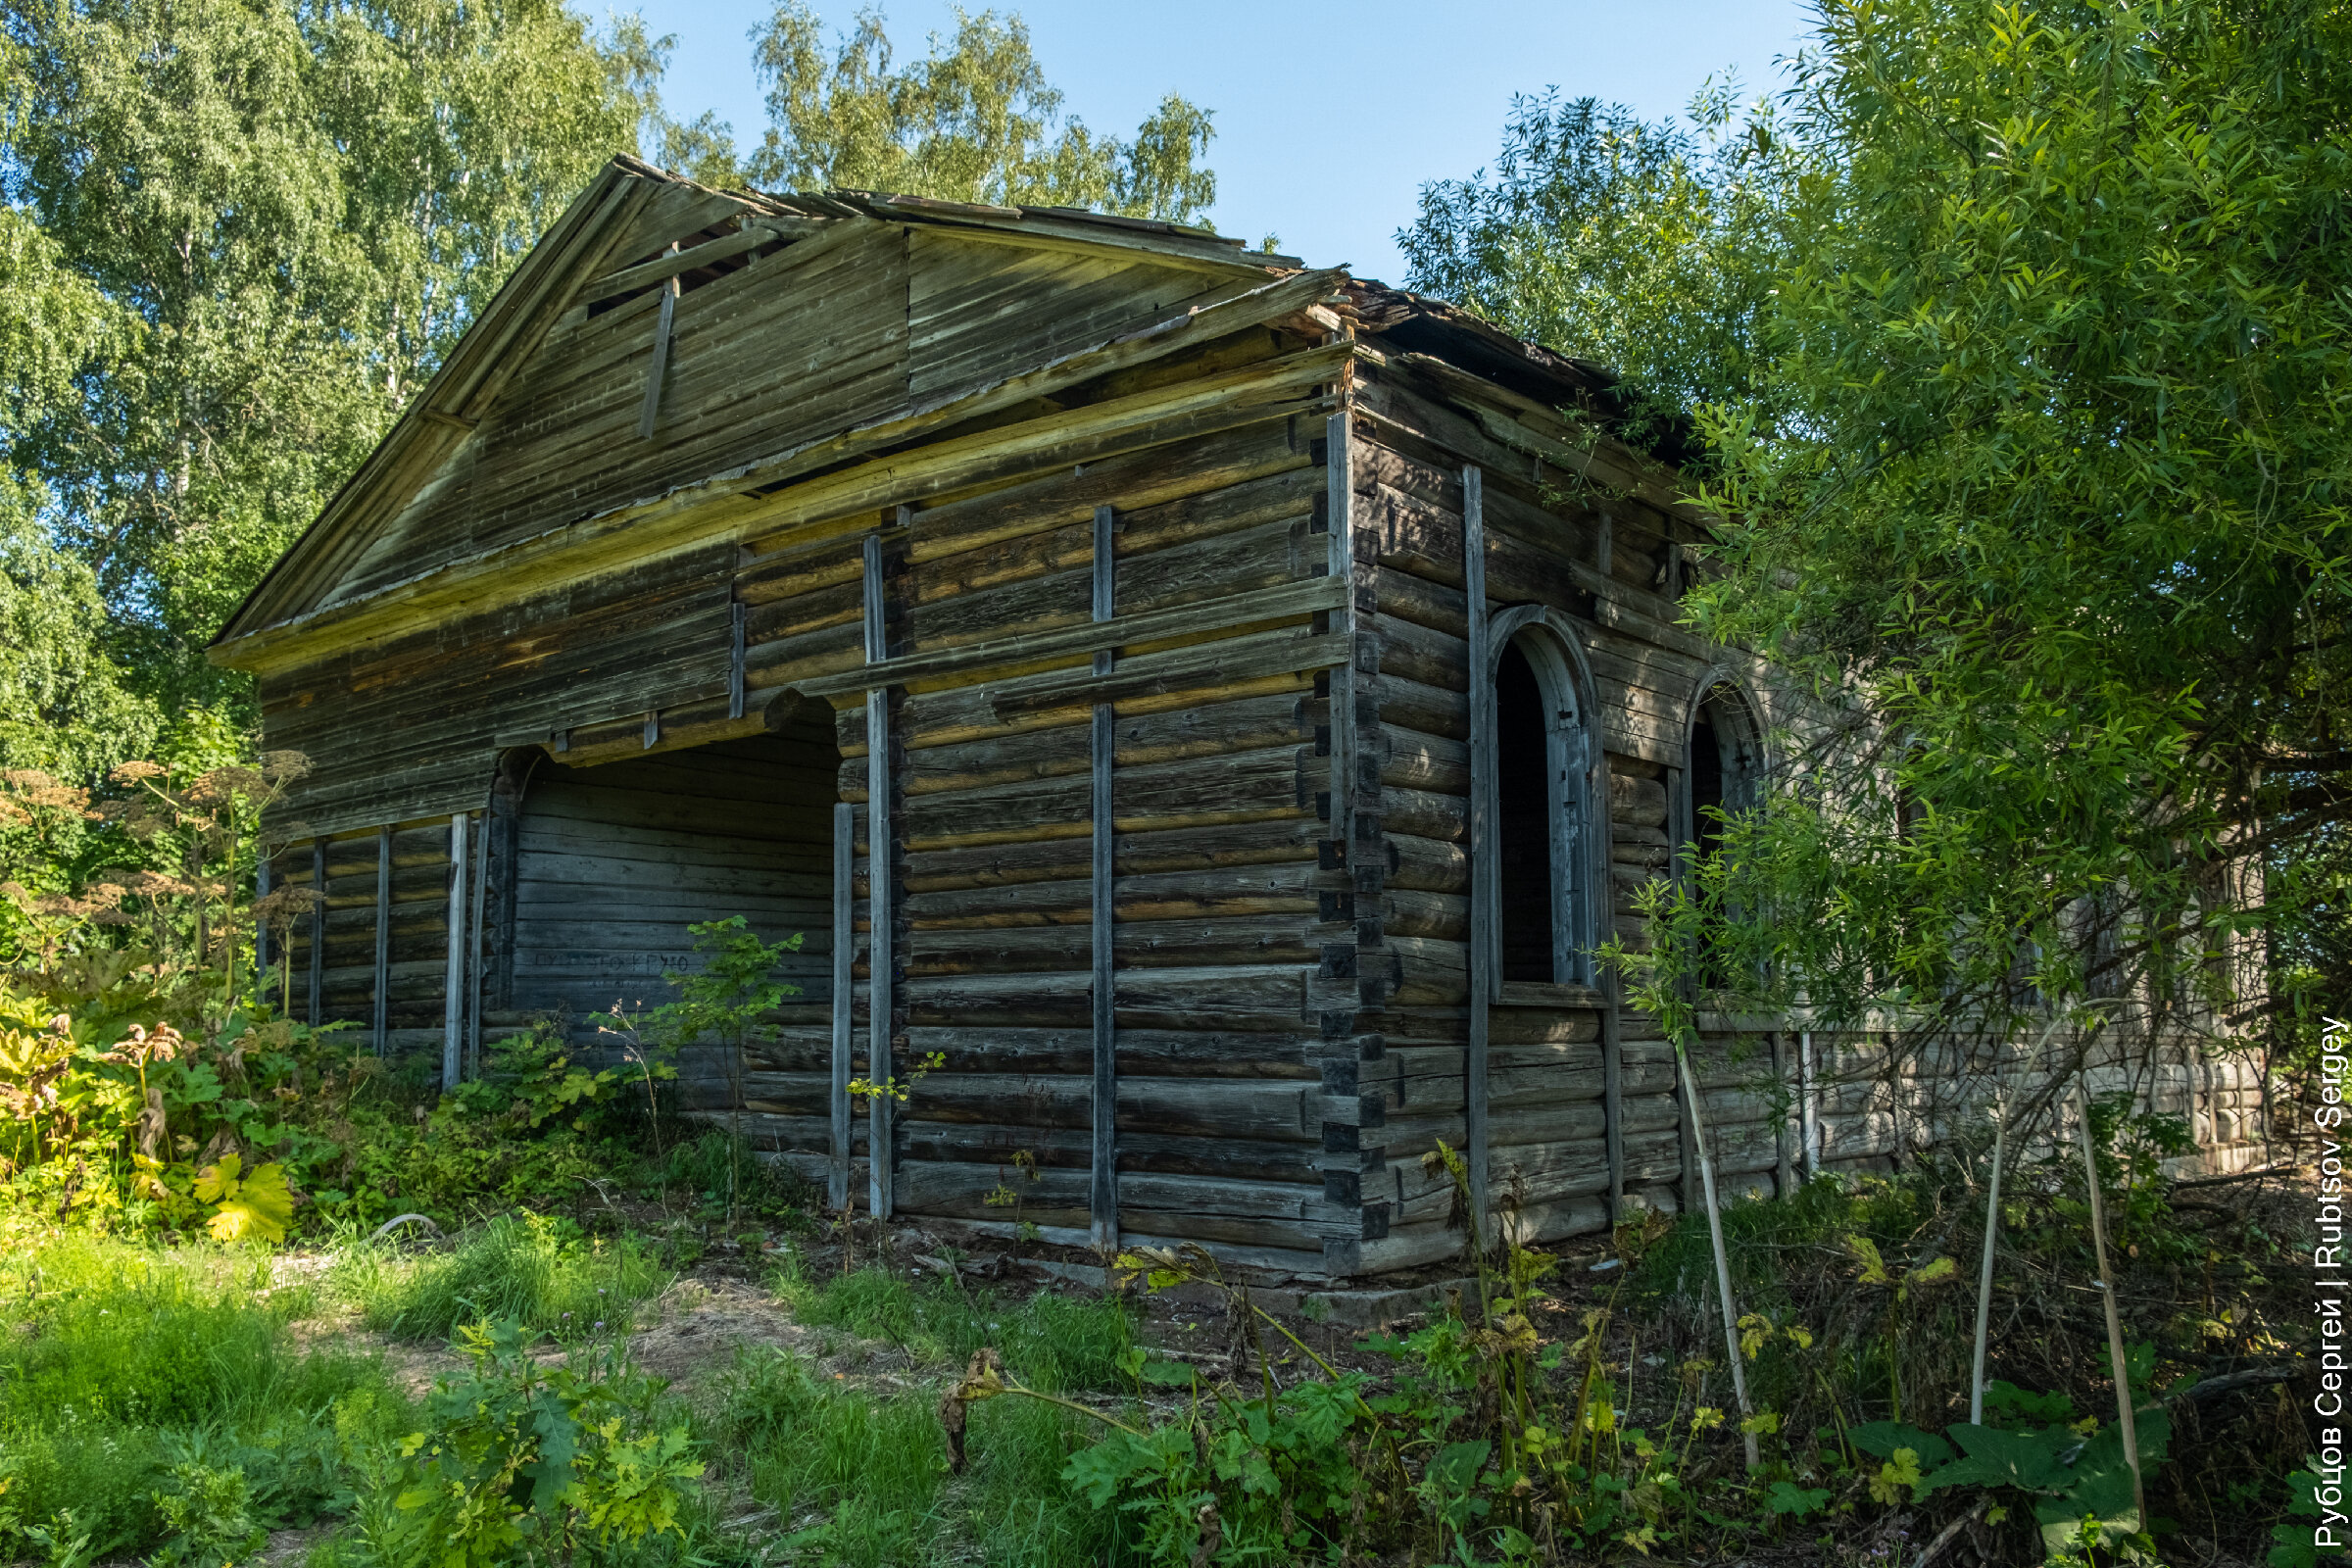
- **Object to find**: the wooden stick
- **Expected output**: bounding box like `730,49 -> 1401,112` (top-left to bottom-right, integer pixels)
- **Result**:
1973,1015 -> 2061,1423
308,837 -> 325,1025
863,527 -> 895,1220
255,854 -> 271,990
2073,1071 -> 2145,1523
1679,1043 -> 1759,1468
1090,502 -> 1118,1250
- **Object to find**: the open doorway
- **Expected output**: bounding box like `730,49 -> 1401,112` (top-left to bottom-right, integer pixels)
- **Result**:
502,703 -> 841,1026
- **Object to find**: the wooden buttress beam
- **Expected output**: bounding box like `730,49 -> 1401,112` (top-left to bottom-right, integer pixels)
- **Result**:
863,526 -> 896,1219
443,812 -> 468,1091
307,837 -> 325,1026
830,800 -> 855,1210
1462,464 -> 1493,1236
255,855 -> 270,988
466,816 -> 489,1081
371,826 -> 391,1054
1090,503 -> 1119,1249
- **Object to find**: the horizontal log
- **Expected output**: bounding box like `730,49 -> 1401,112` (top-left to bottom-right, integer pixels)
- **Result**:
898,743 -> 1310,851
905,963 -> 1312,1028
801,576 -> 1343,700
890,691 -> 1317,799
906,863 -> 1334,928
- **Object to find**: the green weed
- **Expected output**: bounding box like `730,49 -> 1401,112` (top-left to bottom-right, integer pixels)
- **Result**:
771,1256 -> 1134,1393
0,1236 -> 393,1559
336,1210 -> 670,1344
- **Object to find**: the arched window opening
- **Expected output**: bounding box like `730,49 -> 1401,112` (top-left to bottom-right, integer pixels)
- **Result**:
1681,684 -> 1760,878
1495,641 -> 1555,982
1689,709 -> 1728,871
1678,682 -> 1763,987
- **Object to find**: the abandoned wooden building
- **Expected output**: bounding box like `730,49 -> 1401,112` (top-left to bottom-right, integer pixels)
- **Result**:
216,156 -> 2264,1279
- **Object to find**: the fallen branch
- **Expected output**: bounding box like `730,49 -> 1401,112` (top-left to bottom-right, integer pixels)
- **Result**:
1913,1496 -> 1989,1568
2163,1365 -> 2297,1408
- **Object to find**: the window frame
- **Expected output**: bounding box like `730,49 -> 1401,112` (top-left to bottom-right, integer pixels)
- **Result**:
1477,607 -> 1605,988
1670,672 -> 1767,893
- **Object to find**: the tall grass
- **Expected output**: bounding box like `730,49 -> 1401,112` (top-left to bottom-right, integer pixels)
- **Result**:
0,1237 -> 399,1559
710,1348 -> 1113,1568
772,1257 -> 1134,1392
335,1211 -> 671,1343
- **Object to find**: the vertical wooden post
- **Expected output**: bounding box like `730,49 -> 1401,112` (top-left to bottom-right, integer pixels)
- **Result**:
466,818 -> 488,1080
1799,1028 -> 1821,1178
637,254 -> 679,440
1773,1029 -> 1794,1197
862,527 -> 895,1219
1090,503 -> 1119,1249
308,837 -> 325,1026
728,599 -> 747,720
830,800 -> 855,1210
1462,464 -> 1493,1238
1326,414 -> 1357,850
255,854 -> 271,987
443,813 -> 468,1091
371,826 -> 392,1055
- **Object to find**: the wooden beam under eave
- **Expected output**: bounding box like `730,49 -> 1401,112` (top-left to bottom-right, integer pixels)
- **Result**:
210,337 -> 1350,675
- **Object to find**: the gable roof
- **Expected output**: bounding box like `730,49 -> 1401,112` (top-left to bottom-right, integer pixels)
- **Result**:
216,157 -> 1305,649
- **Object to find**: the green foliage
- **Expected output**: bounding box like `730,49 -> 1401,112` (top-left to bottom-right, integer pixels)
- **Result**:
645,916 -> 799,1055
149,1436 -> 268,1567
1400,78 -> 1810,459
338,1211 -> 669,1345
1859,1396 -> 2175,1559
1,0 -> 663,733
2271,1459 -> 2349,1568
1678,0 -> 2346,1046
738,3 -> 1216,222
348,1318 -> 703,1567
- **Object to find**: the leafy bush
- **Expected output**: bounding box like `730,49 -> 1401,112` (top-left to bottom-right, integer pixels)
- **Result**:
336,1319 -> 702,1567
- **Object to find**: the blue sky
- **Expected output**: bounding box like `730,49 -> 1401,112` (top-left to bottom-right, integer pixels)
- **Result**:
635,0 -> 1819,287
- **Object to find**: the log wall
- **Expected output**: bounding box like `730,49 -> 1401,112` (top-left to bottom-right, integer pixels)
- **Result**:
246,218 -> 2270,1277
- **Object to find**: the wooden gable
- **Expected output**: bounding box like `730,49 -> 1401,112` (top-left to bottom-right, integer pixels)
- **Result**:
226,164 -> 1293,648
325,220 -> 913,612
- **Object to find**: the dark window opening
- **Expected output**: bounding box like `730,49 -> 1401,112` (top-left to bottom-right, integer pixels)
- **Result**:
1690,711 -> 1727,868
1496,641 -> 1554,982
